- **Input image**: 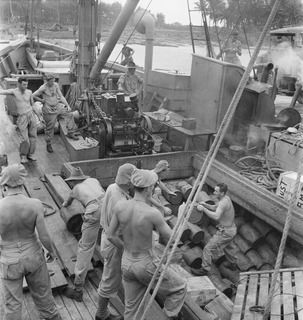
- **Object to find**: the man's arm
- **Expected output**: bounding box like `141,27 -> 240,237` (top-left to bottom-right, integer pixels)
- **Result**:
117,74 -> 125,92
35,202 -> 56,258
148,196 -> 171,216
202,200 -> 224,220
32,86 -> 45,103
152,210 -> 172,244
0,89 -> 14,95
56,84 -> 70,109
107,208 -> 124,250
62,190 -> 74,207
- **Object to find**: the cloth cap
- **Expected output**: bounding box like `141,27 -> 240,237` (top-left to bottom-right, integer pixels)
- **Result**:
65,166 -> 90,181
154,160 -> 169,174
115,163 -> 136,185
45,73 -> 55,80
131,169 -> 158,188
0,164 -> 27,187
127,61 -> 136,69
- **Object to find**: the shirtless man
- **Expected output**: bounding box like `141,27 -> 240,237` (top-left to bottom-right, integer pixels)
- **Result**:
96,163 -> 135,320
62,166 -> 105,301
33,73 -> 78,153
108,169 -> 186,320
0,164 -> 61,320
192,183 -> 237,276
0,77 -> 37,164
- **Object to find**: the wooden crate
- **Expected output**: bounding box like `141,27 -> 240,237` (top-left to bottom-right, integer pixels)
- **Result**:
231,267 -> 303,320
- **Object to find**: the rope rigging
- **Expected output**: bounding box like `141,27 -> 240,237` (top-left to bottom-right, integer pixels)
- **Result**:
137,1 -> 283,319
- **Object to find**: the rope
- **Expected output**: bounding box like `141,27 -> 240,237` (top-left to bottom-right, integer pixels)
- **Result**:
137,1 -> 282,319
262,159 -> 303,319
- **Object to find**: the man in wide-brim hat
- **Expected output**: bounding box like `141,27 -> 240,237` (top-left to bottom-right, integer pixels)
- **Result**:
0,164 -> 62,319
63,166 -> 105,302
117,61 -> 143,96
32,73 -> 79,154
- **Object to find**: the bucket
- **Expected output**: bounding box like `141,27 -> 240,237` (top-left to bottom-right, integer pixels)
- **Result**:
152,135 -> 162,153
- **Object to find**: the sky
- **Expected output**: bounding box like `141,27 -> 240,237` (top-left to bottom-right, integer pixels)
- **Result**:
101,0 -> 191,25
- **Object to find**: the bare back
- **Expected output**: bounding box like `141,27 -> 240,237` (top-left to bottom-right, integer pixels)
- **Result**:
115,199 -> 162,253
0,195 -> 41,242
217,195 -> 235,227
72,178 -> 105,206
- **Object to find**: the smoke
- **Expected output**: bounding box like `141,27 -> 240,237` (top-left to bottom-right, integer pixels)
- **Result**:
0,96 -> 18,154
270,42 -> 303,81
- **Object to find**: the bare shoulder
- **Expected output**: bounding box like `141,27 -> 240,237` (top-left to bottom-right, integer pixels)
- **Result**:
29,197 -> 44,211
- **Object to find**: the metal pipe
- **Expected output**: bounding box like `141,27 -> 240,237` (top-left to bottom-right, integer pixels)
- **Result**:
133,9 -> 155,101
89,0 -> 140,81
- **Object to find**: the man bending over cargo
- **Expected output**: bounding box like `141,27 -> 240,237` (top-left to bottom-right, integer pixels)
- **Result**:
62,166 -> 105,301
108,169 -> 187,320
0,164 -> 61,320
192,183 -> 237,276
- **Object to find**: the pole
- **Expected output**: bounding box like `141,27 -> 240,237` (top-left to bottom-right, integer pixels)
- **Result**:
29,0 -> 34,50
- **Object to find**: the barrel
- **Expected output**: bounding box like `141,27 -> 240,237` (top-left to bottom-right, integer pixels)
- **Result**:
181,244 -> 203,269
167,216 -> 191,243
218,260 -> 240,284
245,249 -> 264,270
251,218 -> 272,238
60,203 -> 83,236
234,216 -> 246,229
233,234 -> 251,254
265,230 -> 281,252
187,221 -> 204,244
259,263 -> 273,271
188,205 -> 204,224
162,184 -> 183,205
195,190 -> 211,203
176,181 -> 193,200
208,274 -> 233,298
238,223 -> 262,246
283,251 -> 301,268
257,243 -> 276,265
234,251 -> 256,271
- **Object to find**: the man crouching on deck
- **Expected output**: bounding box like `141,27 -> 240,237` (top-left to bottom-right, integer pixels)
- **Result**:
107,169 -> 187,320
192,183 -> 237,276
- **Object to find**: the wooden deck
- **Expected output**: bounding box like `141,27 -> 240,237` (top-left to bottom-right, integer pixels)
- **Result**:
231,268 -> 303,320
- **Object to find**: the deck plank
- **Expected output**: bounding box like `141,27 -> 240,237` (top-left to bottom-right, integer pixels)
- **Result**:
256,273 -> 269,320
231,275 -> 248,320
243,274 -> 258,320
283,271 -> 295,320
270,273 -> 281,320
294,271 -> 303,320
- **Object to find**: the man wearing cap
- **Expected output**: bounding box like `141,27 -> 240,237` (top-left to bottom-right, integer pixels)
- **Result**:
0,164 -> 61,320
108,169 -> 187,320
0,77 -> 37,164
222,30 -> 242,65
117,61 -> 143,96
62,166 -> 105,301
95,163 -> 136,320
33,74 -> 78,153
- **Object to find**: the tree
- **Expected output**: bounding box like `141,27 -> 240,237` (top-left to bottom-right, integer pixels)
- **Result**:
156,13 -> 166,27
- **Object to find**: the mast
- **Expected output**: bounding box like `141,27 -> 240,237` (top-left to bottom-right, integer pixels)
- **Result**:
29,0 -> 34,50
77,0 -> 98,91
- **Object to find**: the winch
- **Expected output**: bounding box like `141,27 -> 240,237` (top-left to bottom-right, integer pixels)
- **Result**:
77,90 -> 154,158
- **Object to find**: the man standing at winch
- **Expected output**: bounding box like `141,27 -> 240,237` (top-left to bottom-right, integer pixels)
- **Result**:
117,61 -> 143,96
33,73 -> 79,153
221,30 -> 242,66
0,77 -> 37,164
62,166 -> 105,301
96,163 -> 136,320
0,164 -> 61,320
107,169 -> 187,320
192,183 -> 237,276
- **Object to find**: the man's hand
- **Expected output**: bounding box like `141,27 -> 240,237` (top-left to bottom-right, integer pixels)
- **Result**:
163,207 -> 172,217
62,200 -> 69,207
168,190 -> 177,196
45,251 -> 57,262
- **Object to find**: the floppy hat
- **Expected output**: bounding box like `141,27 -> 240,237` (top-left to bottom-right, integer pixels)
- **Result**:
115,163 -> 136,185
0,164 -> 27,187
154,160 -> 169,174
45,73 -> 55,80
65,166 -> 90,181
127,61 -> 136,69
131,169 -> 158,188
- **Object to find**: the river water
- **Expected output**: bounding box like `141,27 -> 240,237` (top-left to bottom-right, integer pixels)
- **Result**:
53,39 -> 263,74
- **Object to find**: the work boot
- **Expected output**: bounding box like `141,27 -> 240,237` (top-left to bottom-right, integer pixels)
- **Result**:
20,155 -> 28,164
64,286 -> 83,302
67,132 -> 79,140
95,315 -> 123,320
46,143 -> 53,153
191,267 -> 209,276
27,154 -> 37,161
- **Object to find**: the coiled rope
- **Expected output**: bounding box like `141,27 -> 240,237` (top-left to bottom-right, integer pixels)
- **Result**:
137,1 -> 282,319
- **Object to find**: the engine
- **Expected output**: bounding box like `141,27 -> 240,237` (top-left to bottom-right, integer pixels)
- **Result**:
78,90 -> 154,158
